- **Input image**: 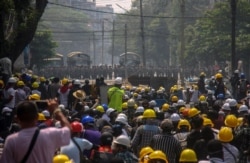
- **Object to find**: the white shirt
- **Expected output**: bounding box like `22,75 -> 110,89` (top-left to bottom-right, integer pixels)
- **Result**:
0,127 -> 70,163
60,137 -> 93,163
58,88 -> 70,107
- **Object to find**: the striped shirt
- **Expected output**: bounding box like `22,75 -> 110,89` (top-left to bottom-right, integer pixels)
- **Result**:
150,133 -> 182,163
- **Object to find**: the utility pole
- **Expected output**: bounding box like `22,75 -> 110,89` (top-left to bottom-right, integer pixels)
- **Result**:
231,0 -> 236,73
140,0 -> 146,67
125,24 -> 128,80
102,20 -> 104,65
112,21 -> 115,68
93,32 -> 96,66
180,0 -> 185,70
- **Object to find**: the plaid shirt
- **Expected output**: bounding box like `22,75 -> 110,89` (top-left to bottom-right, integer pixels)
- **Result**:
131,124 -> 161,156
115,150 -> 138,163
235,126 -> 250,163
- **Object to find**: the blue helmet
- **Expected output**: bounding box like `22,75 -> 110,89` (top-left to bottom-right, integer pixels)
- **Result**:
81,115 -> 94,125
240,73 -> 245,79
217,93 -> 224,99
102,104 -> 108,112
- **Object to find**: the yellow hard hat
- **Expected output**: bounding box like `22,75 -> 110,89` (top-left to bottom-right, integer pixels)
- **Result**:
215,73 -> 223,79
179,107 -> 186,113
218,127 -> 233,142
199,95 -> 206,102
177,119 -> 191,131
237,117 -> 243,126
162,103 -> 170,111
224,114 -> 238,128
148,150 -> 168,162
171,96 -> 178,102
53,154 -> 70,163
32,82 -> 39,88
38,113 -> 46,121
140,146 -> 154,159
40,77 -> 46,82
96,105 -> 104,113
143,109 -> 156,119
200,72 -> 206,77
62,78 -> 69,85
122,102 -> 128,109
133,92 -> 138,97
0,80 -> 4,88
188,108 -> 200,118
127,99 -> 135,107
179,149 -> 197,162
17,81 -> 25,87
29,94 -> 41,101
203,118 -> 214,127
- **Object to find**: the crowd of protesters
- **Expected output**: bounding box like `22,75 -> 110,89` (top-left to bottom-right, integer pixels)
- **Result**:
0,68 -> 250,163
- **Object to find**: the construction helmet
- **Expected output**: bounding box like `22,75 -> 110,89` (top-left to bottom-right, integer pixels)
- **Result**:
29,94 -> 41,100
170,113 -> 181,122
17,81 -> 25,87
102,104 -> 108,112
32,82 -> 39,88
38,113 -> 46,121
96,105 -> 105,113
135,106 -> 144,113
61,78 -> 68,85
218,127 -> 233,142
53,154 -> 70,163
215,73 -> 223,79
188,108 -> 200,118
0,80 -> 4,88
203,118 -> 214,127
149,100 -> 157,107
182,108 -> 190,117
71,121 -> 83,133
139,146 -> 154,159
222,103 -> 231,111
127,99 -> 136,107
171,96 -> 178,102
179,107 -> 186,113
200,72 -> 206,77
113,135 -> 131,147
199,95 -> 206,102
177,119 -> 191,131
162,103 -> 170,111
148,150 -> 168,162
133,92 -> 138,98
115,116 -> 128,125
238,105 -> 248,113
237,117 -> 243,126
8,77 -> 17,83
81,115 -> 94,125
177,99 -> 185,106
143,109 -> 156,118
122,102 -> 128,109
40,77 -> 46,82
224,114 -> 238,128
179,149 -> 197,162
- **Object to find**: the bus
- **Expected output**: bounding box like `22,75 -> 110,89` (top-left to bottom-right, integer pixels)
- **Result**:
119,52 -> 141,67
67,51 -> 91,67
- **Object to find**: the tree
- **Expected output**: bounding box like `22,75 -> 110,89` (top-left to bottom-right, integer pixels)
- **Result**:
0,0 -> 48,63
185,0 -> 250,70
30,30 -> 57,68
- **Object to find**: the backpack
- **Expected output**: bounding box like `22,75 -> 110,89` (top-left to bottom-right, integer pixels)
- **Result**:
92,150 -> 114,163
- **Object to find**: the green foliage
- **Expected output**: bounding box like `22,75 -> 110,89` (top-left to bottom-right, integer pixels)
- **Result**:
185,0 -> 250,67
30,31 -> 57,68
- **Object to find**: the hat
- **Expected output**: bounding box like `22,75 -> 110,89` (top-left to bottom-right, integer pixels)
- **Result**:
29,94 -> 41,100
42,110 -> 50,117
73,90 -> 86,100
114,77 -> 122,85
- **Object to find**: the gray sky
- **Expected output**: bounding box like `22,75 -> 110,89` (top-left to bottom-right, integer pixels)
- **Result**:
96,0 -> 132,13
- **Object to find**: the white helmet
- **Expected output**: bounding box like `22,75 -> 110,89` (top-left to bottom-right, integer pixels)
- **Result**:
106,108 -> 115,116
113,135 -> 131,147
127,99 -> 135,107
229,99 -> 237,107
115,116 -> 128,125
84,105 -> 90,111
135,106 -> 144,113
41,110 -> 50,117
177,99 -> 185,106
117,113 -> 128,121
8,77 -> 16,83
222,103 -> 231,111
239,105 -> 248,113
234,69 -> 239,73
74,79 -> 81,85
149,100 -> 157,107
170,113 -> 181,122
114,77 -> 122,85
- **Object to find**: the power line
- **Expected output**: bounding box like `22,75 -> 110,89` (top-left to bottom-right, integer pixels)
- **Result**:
48,2 -> 216,19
